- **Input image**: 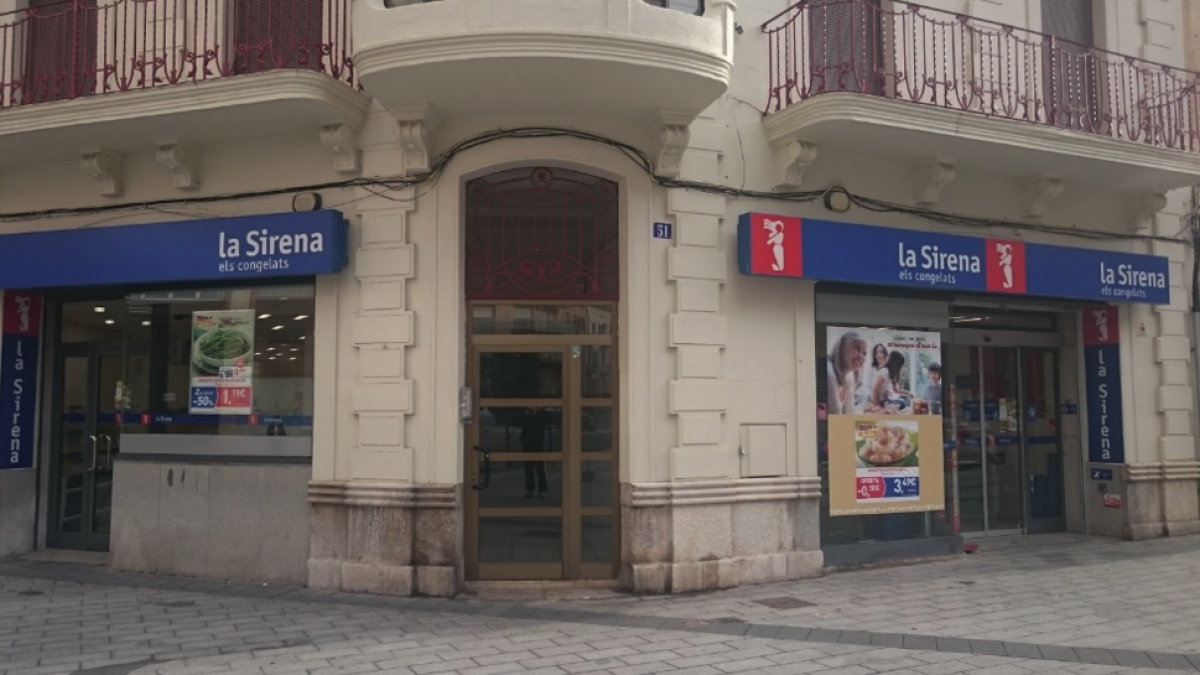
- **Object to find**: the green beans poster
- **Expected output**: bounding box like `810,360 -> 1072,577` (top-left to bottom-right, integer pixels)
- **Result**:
189,309 -> 255,414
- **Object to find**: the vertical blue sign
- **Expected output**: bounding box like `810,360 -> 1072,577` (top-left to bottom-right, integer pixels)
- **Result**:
1083,306 -> 1125,464
0,293 -> 42,471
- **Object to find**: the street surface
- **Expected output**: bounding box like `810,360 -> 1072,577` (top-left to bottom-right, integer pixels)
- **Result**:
0,534 -> 1197,675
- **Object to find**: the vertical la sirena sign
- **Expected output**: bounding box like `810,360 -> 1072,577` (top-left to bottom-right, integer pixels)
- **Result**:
1083,306 -> 1124,464
0,293 -> 41,471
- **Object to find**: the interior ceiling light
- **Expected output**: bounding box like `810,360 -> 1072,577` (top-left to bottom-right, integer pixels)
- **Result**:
141,321 -> 151,326
272,325 -> 285,331
93,306 -> 105,313
294,315 -> 309,321
258,313 -> 271,320
104,319 -> 115,325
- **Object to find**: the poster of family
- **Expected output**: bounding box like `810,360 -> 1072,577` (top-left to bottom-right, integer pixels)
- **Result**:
825,326 -> 946,516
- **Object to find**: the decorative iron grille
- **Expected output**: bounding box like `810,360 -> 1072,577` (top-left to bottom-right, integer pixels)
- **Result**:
465,167 -> 619,301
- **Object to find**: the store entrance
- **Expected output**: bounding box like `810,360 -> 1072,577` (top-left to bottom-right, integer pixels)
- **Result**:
48,343 -> 150,551
947,343 -> 1065,536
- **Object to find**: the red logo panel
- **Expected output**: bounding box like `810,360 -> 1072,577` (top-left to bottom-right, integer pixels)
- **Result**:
750,214 -> 803,277
2,293 -> 42,337
985,239 -> 1026,294
1082,305 -> 1119,346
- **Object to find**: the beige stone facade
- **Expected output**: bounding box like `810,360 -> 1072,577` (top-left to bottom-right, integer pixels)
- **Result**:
0,0 -> 1195,594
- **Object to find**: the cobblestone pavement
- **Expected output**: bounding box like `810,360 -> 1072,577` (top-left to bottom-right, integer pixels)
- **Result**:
0,534 -> 1197,675
542,534 -> 1200,653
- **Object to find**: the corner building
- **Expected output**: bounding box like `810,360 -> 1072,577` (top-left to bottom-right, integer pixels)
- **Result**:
0,0 -> 1196,596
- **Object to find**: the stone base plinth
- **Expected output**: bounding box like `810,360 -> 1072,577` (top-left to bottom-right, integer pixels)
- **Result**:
620,477 -> 824,594
1121,462 -> 1200,541
307,481 -> 462,597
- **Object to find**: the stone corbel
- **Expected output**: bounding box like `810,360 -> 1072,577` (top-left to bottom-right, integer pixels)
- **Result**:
395,106 -> 441,176
1023,176 -> 1064,220
1133,192 -> 1168,232
917,158 -> 956,206
154,137 -> 201,190
649,111 -> 693,180
320,123 -> 361,175
79,146 -> 124,197
773,140 -> 818,191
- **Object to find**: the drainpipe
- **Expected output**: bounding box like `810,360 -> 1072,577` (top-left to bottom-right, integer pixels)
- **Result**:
1191,187 -> 1200,440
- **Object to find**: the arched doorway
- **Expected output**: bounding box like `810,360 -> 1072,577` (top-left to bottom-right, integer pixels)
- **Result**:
463,167 -> 619,581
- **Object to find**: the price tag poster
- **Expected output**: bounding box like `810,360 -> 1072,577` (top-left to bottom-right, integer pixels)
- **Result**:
825,326 -> 946,516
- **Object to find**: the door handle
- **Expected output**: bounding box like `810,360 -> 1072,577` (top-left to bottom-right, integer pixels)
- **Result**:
101,435 -> 112,469
87,436 -> 98,471
472,445 -> 491,490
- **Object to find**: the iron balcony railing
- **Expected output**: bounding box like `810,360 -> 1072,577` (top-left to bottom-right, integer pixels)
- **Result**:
0,0 -> 354,110
763,0 -> 1200,152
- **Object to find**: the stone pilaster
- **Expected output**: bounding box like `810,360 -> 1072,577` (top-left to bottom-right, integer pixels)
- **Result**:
1120,206 -> 1199,539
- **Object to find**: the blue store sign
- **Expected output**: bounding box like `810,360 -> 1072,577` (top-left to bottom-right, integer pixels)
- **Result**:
738,213 -> 1171,304
1083,307 -> 1125,464
0,210 -> 348,289
0,293 -> 42,471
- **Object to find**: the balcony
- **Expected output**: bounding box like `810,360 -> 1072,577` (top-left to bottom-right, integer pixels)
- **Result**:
0,0 -> 369,187
353,0 -> 736,177
762,0 -> 1200,224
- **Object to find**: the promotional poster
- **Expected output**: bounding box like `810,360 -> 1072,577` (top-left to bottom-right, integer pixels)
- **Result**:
189,310 -> 255,415
826,326 -> 946,516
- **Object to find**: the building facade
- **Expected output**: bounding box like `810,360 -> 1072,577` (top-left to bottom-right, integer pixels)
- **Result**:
0,0 -> 1196,595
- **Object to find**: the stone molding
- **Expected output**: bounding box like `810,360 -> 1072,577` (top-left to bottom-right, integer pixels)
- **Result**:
1124,461 -> 1200,483
307,481 -> 459,508
623,476 -> 821,507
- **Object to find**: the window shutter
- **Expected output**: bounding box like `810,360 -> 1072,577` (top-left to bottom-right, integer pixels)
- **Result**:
234,0 -> 325,75
24,0 -> 99,104
1041,0 -> 1094,47
1040,0 -> 1097,130
806,0 -> 881,95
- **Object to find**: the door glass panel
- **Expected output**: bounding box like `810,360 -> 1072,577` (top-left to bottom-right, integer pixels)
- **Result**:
479,460 -> 563,508
951,346 -> 985,534
480,352 -> 563,398
582,516 -> 614,564
479,517 -> 563,564
92,353 -> 150,536
478,407 -> 562,452
472,305 -> 614,335
581,407 -> 612,453
57,356 -> 89,534
581,346 -> 613,399
1023,350 -> 1064,525
580,460 -> 613,508
983,348 -> 1022,532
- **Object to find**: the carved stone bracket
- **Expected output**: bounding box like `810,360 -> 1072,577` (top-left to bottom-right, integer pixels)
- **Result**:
154,137 -> 201,190
649,110 -> 693,179
79,146 -> 124,197
917,158 -> 956,206
1024,176 -> 1064,220
395,106 -> 441,176
1133,192 -> 1168,232
320,123 -> 361,175
773,140 -> 818,190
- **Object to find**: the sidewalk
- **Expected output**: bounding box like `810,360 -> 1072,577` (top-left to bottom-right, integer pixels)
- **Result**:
0,533 -> 1196,675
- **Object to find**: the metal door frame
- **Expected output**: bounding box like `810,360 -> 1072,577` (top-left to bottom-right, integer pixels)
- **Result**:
956,341 -> 1066,538
46,341 -> 149,552
464,302 -> 619,582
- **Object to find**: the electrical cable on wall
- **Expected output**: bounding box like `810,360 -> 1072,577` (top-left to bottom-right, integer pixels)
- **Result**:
0,126 -> 1189,247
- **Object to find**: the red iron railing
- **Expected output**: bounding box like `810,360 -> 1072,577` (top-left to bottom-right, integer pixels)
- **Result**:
0,0 -> 354,109
764,0 -> 1200,152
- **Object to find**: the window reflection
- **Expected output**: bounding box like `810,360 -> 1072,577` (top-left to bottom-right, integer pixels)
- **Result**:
58,285 -> 316,439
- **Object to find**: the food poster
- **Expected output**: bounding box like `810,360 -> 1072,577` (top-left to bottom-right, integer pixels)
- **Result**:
825,326 -> 946,516
189,310 -> 255,414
